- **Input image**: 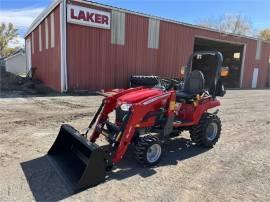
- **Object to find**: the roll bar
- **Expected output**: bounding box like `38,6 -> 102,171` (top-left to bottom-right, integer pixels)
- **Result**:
185,51 -> 224,98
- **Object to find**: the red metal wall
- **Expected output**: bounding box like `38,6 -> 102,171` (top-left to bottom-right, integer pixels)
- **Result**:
27,1 -> 270,92
26,5 -> 61,92
67,1 -> 161,91
158,22 -> 270,88
67,1 -> 270,91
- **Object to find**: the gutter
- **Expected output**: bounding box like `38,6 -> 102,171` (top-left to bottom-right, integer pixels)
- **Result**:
60,0 -> 68,92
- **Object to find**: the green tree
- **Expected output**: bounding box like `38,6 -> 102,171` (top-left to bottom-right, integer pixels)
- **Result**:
199,14 -> 252,36
259,28 -> 270,42
0,22 -> 18,57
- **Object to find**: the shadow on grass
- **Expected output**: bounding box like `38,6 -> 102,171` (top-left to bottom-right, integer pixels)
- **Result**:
20,137 -> 209,201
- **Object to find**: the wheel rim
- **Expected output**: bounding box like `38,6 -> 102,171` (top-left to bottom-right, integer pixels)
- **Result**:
146,144 -> 162,163
206,122 -> 218,141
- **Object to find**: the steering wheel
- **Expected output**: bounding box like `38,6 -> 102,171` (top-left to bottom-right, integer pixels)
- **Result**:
161,78 -> 181,90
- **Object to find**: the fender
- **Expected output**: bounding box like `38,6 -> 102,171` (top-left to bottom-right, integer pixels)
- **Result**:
174,98 -> 220,127
192,98 -> 221,125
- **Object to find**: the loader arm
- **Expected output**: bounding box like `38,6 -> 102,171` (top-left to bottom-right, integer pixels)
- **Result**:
90,87 -> 145,142
113,91 -> 176,163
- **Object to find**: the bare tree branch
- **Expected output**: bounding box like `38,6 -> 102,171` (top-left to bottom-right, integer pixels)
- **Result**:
198,14 -> 252,36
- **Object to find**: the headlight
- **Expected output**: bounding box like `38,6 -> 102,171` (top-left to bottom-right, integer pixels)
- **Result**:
120,103 -> 132,111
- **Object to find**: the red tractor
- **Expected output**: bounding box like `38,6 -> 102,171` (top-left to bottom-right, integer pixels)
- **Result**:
48,51 -> 229,192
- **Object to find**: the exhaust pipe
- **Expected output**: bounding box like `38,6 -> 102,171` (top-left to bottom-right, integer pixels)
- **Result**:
47,124 -> 108,192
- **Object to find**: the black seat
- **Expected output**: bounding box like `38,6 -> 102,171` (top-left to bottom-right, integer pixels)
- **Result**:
176,70 -> 205,102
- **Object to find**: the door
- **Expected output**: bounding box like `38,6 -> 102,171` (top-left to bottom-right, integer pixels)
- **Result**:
251,68 -> 259,88
26,39 -> 32,74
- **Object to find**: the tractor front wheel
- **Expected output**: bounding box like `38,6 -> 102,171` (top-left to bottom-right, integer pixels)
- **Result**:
134,135 -> 163,166
190,113 -> 221,147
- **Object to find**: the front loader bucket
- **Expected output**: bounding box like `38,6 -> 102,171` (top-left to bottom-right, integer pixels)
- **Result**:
47,124 -> 107,192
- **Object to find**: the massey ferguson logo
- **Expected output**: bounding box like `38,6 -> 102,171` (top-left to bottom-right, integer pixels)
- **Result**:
67,4 -> 111,29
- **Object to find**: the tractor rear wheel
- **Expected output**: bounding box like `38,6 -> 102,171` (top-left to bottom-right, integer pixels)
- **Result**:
190,113 -> 221,147
134,135 -> 163,166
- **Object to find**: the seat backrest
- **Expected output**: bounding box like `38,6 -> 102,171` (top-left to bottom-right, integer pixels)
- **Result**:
183,70 -> 205,94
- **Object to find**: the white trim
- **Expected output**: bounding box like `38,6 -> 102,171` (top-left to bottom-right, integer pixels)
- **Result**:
60,0 -> 68,92
240,44 -> 247,88
38,25 -> 42,52
111,10 -> 125,45
50,12 -> 55,48
25,0 -> 62,37
255,40 -> 262,60
45,18 -> 49,49
31,32 -> 35,54
251,68 -> 259,88
26,39 -> 32,73
74,0 -> 269,44
148,18 -> 160,49
4,52 -> 25,61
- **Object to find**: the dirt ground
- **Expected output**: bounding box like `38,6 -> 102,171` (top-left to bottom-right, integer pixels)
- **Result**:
0,87 -> 270,201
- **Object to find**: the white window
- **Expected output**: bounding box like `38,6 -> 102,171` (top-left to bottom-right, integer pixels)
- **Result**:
39,25 -> 42,52
148,18 -> 160,49
111,10 -> 125,45
50,12 -> 55,48
256,40 -> 262,60
31,32 -> 34,54
233,52 -> 240,60
45,18 -> 49,49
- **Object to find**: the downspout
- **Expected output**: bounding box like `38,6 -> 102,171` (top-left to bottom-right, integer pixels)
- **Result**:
239,44 -> 247,88
60,0 -> 68,92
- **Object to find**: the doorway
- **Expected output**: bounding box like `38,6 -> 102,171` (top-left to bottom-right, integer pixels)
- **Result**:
193,37 -> 244,88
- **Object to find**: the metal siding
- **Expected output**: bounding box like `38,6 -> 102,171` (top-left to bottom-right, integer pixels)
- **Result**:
27,5 -> 61,91
66,1 -> 270,91
67,2 -> 156,91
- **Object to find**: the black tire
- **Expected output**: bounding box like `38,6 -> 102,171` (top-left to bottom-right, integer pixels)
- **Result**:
190,113 -> 221,147
130,75 -> 160,87
134,135 -> 163,166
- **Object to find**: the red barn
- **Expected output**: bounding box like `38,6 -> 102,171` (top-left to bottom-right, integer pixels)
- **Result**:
25,0 -> 270,92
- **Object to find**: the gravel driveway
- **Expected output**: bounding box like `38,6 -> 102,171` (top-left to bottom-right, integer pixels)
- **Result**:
0,90 -> 269,201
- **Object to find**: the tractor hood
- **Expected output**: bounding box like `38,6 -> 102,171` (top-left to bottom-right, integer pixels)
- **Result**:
117,88 -> 164,104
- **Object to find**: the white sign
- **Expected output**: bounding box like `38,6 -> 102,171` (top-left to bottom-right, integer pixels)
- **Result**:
67,4 -> 110,29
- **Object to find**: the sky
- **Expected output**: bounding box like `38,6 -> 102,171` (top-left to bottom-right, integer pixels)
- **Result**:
1,0 -> 270,47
